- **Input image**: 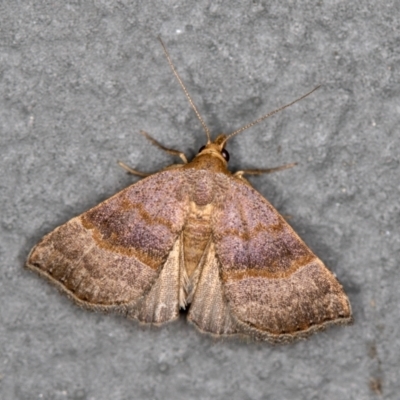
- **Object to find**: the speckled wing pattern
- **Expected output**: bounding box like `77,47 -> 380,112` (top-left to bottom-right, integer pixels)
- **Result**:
210,174 -> 352,342
27,170 -> 189,323
27,167 -> 351,342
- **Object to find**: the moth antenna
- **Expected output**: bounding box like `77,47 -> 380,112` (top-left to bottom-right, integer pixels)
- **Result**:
158,36 -> 211,144
222,85 -> 321,146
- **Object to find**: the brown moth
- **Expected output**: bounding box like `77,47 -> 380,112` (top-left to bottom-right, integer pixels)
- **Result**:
26,38 -> 352,343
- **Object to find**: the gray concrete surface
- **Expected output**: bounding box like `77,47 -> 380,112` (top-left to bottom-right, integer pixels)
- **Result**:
1,1 -> 399,399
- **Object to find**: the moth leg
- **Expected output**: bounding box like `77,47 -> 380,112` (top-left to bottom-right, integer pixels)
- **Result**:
118,161 -> 185,177
118,130 -> 188,176
234,162 -> 297,179
117,161 -> 152,177
139,130 -> 188,164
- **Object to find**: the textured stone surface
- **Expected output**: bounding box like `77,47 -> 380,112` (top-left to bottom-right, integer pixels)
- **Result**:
1,1 -> 399,399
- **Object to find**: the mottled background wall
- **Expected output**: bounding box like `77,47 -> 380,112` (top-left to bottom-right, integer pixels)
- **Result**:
1,1 -> 399,399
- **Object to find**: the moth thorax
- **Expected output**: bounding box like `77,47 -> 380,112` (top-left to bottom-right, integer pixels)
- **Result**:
182,202 -> 213,278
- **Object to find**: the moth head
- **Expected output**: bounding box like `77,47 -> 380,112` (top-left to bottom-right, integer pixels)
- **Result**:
197,134 -> 230,163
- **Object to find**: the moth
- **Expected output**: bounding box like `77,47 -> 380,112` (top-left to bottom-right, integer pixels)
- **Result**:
27,38 -> 352,343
